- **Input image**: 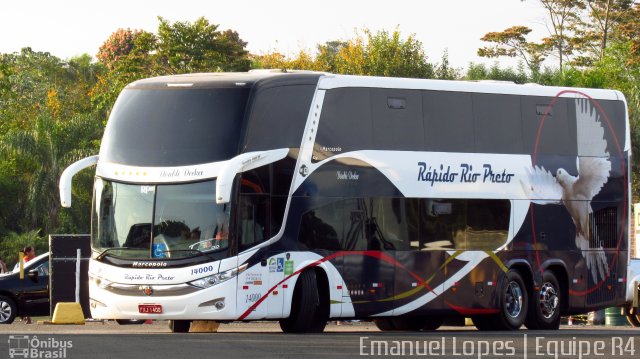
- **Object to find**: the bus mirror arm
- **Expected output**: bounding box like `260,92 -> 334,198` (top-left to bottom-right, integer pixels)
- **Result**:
216,149 -> 289,204
59,155 -> 99,208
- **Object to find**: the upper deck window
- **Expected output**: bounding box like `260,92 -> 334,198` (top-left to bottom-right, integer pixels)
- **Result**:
100,87 -> 250,166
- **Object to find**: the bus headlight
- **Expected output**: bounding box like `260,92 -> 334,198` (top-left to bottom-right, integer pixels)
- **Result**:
89,273 -> 113,289
189,263 -> 248,289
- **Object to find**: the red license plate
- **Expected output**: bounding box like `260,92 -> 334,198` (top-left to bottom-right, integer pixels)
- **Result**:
138,304 -> 162,314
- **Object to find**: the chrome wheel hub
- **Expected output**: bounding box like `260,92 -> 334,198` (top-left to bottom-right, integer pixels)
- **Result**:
539,282 -> 559,319
505,280 -> 523,318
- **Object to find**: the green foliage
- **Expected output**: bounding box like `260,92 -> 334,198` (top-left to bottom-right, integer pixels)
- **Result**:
464,62 -> 530,83
92,17 -> 251,119
333,28 -> 434,78
0,16 -> 254,254
434,50 -> 460,80
0,111 -> 101,234
478,26 -> 546,73
252,28 -> 435,79
0,230 -> 45,268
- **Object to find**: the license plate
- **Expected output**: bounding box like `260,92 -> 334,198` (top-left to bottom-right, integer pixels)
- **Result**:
138,304 -> 162,314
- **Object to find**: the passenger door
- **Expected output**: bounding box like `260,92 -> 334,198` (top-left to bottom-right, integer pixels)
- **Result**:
235,184 -> 272,320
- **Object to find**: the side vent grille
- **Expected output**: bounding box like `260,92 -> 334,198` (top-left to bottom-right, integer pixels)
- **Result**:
589,206 -> 617,249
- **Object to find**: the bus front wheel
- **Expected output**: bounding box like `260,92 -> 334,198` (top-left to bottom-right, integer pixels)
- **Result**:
169,320 -> 191,333
474,269 -> 528,331
280,270 -> 328,333
374,319 -> 396,331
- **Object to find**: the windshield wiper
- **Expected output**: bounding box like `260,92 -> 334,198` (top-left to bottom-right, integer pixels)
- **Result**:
158,248 -> 222,260
96,247 -> 142,260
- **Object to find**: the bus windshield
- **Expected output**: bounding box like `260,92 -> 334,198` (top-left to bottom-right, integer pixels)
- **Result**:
99,87 -> 250,167
92,178 -> 230,259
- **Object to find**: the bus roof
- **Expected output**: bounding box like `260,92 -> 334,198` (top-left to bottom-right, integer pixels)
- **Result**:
127,71 -> 625,103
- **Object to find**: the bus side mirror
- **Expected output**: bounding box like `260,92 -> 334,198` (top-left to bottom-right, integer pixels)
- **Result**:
59,155 -> 99,207
215,149 -> 289,204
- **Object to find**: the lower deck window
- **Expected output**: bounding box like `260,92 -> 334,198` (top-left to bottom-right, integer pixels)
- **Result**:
299,198 -> 510,251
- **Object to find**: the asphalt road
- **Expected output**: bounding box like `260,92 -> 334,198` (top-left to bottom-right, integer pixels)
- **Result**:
0,322 -> 638,359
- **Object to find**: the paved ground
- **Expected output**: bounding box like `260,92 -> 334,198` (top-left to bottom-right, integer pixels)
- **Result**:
0,320 -> 636,334
0,322 -> 638,359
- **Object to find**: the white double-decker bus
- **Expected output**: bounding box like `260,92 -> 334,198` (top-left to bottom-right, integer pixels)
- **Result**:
60,71 -> 640,332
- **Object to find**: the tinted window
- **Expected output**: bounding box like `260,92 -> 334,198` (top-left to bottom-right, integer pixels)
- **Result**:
473,93 -> 523,153
299,201 -> 343,250
299,197 -> 510,252
242,85 -> 316,152
521,96 -> 575,156
100,88 -> 250,166
466,199 -> 510,250
238,193 -> 269,251
423,91 -> 474,152
420,199 -> 466,250
371,89 -> 424,150
314,88 -> 372,162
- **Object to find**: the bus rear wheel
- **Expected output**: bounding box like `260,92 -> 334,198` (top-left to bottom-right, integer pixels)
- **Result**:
169,320 -> 191,333
525,271 -> 561,330
280,270 -> 328,333
626,313 -> 640,327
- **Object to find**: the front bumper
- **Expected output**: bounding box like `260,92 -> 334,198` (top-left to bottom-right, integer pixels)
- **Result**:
89,277 -> 238,320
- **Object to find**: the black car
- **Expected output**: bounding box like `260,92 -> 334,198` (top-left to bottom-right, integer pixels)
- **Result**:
0,252 -> 49,324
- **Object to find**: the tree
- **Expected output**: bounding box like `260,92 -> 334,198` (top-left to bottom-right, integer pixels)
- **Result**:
315,41 -> 348,72
91,17 -> 251,118
478,26 -> 546,73
615,2 -> 640,66
0,230 -> 45,268
465,62 -> 531,83
538,0 -> 584,72
249,28 -> 436,78
96,28 -> 147,70
569,0 -> 635,65
156,16 -> 250,73
0,110 -> 101,234
434,50 -> 460,80
334,28 -> 434,78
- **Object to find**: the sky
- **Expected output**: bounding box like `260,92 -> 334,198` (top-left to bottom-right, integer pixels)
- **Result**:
0,0 -> 550,69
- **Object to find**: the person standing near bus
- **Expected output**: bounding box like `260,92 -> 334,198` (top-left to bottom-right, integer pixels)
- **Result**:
21,246 -> 36,324
23,246 -> 36,263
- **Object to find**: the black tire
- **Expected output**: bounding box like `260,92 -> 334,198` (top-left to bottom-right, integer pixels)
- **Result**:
421,316 -> 444,331
525,271 -> 561,330
497,269 -> 528,330
391,316 -> 424,331
280,270 -> 328,333
169,320 -> 191,333
626,313 -> 640,328
374,319 -> 396,331
0,295 -> 17,324
386,315 -> 443,331
116,319 -> 145,325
